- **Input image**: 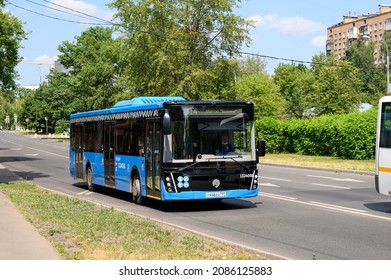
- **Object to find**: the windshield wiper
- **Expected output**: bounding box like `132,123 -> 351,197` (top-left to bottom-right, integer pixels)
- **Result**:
226,156 -> 250,171
196,153 -> 250,171
178,161 -> 201,172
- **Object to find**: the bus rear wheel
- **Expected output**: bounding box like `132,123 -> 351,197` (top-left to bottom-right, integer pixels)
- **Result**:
86,166 -> 95,191
132,177 -> 143,205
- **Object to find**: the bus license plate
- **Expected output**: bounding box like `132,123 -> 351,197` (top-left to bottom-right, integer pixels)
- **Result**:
206,192 -> 226,198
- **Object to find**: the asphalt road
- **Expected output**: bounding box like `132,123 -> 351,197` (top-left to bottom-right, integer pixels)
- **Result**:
1,131 -> 391,260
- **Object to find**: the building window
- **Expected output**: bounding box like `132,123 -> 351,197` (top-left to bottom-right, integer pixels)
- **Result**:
386,19 -> 391,30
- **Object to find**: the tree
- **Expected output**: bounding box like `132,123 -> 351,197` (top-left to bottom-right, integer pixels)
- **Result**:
109,0 -> 252,100
0,6 -> 27,91
312,55 -> 363,115
344,39 -> 385,103
57,26 -> 120,110
273,63 -> 316,118
238,55 -> 267,76
235,73 -> 286,119
21,88 -> 46,132
21,27 -> 120,133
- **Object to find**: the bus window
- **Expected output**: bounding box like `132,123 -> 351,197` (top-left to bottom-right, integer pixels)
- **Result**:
380,103 -> 391,148
116,119 -> 130,155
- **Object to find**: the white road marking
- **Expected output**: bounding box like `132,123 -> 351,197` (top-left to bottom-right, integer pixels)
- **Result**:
262,192 -> 391,221
76,190 -> 91,195
311,183 -> 351,190
307,175 -> 365,183
308,201 -> 367,213
259,183 -> 280,188
1,138 -> 67,159
261,192 -> 298,200
260,176 -> 292,182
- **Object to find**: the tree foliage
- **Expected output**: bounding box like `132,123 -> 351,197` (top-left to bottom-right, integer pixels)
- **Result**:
57,26 -> 120,110
344,39 -> 385,103
312,54 -> 363,115
20,27 -> 120,132
273,63 -> 315,118
0,5 -> 27,129
109,0 -> 251,100
236,73 -> 286,119
0,7 -> 27,91
6,0 -> 386,143
17,1 -> 257,131
273,53 -> 364,117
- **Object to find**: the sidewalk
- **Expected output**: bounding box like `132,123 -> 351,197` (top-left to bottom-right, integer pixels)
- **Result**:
0,164 -> 63,260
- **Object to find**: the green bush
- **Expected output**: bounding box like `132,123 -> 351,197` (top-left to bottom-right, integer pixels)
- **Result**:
255,117 -> 283,153
256,109 -> 377,160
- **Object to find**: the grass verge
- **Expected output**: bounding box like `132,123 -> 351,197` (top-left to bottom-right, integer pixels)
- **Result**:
260,153 -> 375,172
0,181 -> 265,260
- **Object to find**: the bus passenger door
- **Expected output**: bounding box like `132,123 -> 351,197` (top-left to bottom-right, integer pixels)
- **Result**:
104,122 -> 115,188
75,124 -> 84,179
146,121 -> 161,199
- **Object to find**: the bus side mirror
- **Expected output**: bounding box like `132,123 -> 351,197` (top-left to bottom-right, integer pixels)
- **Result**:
163,112 -> 171,135
257,140 -> 266,161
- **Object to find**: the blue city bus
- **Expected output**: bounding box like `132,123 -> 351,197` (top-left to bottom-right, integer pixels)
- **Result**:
69,96 -> 265,204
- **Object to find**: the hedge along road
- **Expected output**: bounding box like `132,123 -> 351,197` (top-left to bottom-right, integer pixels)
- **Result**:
1,131 -> 391,259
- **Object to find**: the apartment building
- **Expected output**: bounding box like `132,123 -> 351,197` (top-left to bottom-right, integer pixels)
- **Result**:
326,4 -> 391,64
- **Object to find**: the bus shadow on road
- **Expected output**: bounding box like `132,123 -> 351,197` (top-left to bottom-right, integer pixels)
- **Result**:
146,198 -> 258,213
364,202 -> 391,214
72,182 -> 257,212
73,182 -> 133,202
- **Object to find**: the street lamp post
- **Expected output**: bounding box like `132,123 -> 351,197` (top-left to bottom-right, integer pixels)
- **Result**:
45,117 -> 48,136
386,43 -> 390,94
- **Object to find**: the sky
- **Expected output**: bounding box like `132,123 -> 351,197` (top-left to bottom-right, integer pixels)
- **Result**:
4,0 -> 388,87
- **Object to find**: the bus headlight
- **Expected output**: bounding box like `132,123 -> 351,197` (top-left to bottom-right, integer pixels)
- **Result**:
165,175 -> 174,192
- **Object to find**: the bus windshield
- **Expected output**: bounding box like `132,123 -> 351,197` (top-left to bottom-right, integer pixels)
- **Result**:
169,105 -> 255,161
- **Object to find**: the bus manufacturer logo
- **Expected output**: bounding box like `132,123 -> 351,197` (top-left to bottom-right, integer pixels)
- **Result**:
212,179 -> 220,188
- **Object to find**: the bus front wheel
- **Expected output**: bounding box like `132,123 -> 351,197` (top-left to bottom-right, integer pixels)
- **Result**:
132,177 -> 143,205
